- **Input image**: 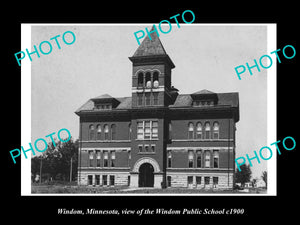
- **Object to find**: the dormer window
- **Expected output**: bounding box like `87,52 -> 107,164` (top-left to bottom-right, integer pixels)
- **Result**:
95,104 -> 112,110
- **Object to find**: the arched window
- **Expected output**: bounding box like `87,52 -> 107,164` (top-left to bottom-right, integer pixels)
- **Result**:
204,122 -> 211,139
128,123 -> 132,140
96,124 -> 101,140
111,124 -> 116,140
145,72 -> 151,88
196,122 -> 202,139
188,123 -> 194,139
138,72 -> 144,87
89,125 -> 94,140
169,122 -> 172,140
196,150 -> 202,168
104,124 -> 109,140
213,122 -> 219,139
153,71 -> 159,88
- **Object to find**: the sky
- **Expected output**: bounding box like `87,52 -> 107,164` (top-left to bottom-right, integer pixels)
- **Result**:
29,24 -> 271,179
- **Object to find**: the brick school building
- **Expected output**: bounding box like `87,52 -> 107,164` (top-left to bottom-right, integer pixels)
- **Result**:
75,28 -> 240,189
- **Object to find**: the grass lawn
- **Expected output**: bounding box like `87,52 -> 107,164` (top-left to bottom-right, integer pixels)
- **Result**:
31,182 -> 267,194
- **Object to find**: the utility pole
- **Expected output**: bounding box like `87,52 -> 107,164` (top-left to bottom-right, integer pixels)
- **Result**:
70,157 -> 73,183
39,157 -> 43,185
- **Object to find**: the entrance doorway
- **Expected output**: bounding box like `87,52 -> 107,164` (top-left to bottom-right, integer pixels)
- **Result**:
138,163 -> 154,187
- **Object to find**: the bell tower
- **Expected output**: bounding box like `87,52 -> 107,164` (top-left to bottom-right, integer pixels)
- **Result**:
129,26 -> 178,108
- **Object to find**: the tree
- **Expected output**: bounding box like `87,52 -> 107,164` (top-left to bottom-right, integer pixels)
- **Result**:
235,164 -> 252,187
31,138 -> 78,183
261,171 -> 267,189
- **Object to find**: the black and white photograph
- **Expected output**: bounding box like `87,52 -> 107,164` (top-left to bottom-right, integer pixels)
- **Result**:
4,5 -> 298,221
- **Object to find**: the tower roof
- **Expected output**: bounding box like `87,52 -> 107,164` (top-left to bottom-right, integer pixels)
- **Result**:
133,26 -> 168,57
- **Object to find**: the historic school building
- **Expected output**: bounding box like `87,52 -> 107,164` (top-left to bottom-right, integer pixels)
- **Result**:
75,27 -> 240,189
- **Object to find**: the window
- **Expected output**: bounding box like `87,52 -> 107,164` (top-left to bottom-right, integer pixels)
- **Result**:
213,122 -> 219,139
96,150 -> 101,167
213,150 -> 219,168
187,176 -> 193,186
151,145 -> 155,152
104,124 -> 109,140
138,72 -> 144,87
128,176 -> 131,186
110,175 -> 115,186
188,123 -> 194,139
167,176 -> 172,187
111,124 -> 116,140
205,150 -> 210,168
103,151 -> 108,167
128,123 -> 132,140
95,175 -> 100,185
89,125 -> 94,140
153,92 -> 159,105
145,145 -> 149,152
196,150 -> 202,168
144,121 -> 151,139
145,72 -> 151,88
167,151 -> 172,168
137,121 -> 158,140
168,122 -> 172,140
152,121 -> 158,139
96,125 -> 101,140
213,177 -> 218,188
204,177 -> 210,186
89,150 -> 94,167
188,150 -> 194,168
103,175 -> 107,186
145,92 -> 151,105
153,71 -> 159,88
196,122 -> 202,139
88,175 -> 93,185
196,176 -> 201,186
204,122 -> 211,139
128,151 -> 131,167
111,151 -> 115,167
137,93 -> 143,106
138,145 -> 143,152
137,122 -> 144,139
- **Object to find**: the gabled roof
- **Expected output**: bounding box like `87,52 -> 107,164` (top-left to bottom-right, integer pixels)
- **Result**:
132,26 -> 168,57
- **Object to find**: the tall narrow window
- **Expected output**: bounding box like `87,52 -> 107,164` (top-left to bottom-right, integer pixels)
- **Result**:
111,151 -> 115,167
128,123 -> 132,140
95,175 -> 100,185
137,122 -> 143,139
167,151 -> 172,168
213,122 -> 219,139
145,72 -> 151,88
196,122 -> 202,139
153,71 -> 159,88
196,150 -> 202,168
213,150 -> 219,168
103,175 -> 107,186
110,175 -> 115,186
169,122 -> 172,140
137,93 -> 143,106
144,121 -> 151,139
96,150 -> 101,167
111,124 -> 116,140
213,177 -> 218,188
103,151 -> 108,167
88,175 -> 93,185
89,125 -> 94,140
89,150 -> 94,167
153,92 -> 158,105
204,177 -> 210,186
145,92 -> 151,106
188,150 -> 194,168
96,125 -> 101,140
204,122 -> 211,139
138,72 -> 144,88
205,150 -> 210,168
104,124 -> 109,140
152,121 -> 158,139
167,176 -> 172,187
188,123 -> 194,139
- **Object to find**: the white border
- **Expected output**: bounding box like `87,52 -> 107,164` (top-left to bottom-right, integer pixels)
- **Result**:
21,23 -> 276,196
